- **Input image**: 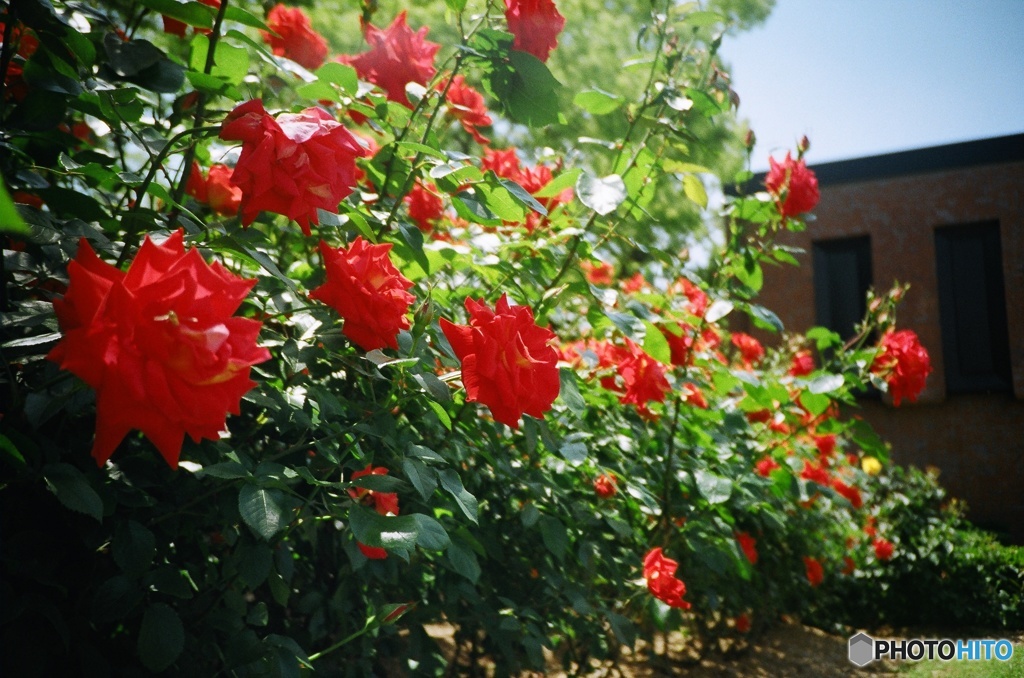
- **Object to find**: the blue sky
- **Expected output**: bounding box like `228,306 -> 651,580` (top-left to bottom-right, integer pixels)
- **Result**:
719,0 -> 1024,170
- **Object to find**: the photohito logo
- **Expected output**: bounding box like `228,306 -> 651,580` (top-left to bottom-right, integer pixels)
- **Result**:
848,632 -> 1014,666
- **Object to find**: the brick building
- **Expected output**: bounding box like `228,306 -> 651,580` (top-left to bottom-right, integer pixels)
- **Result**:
753,133 -> 1024,542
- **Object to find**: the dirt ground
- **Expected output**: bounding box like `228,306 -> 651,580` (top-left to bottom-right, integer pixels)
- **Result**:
425,620 -> 1024,677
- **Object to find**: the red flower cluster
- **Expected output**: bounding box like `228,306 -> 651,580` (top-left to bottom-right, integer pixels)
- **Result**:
765,152 -> 820,219
162,0 -> 220,37
441,294 -> 560,428
1,21 -> 38,103
616,339 -> 671,416
593,473 -> 618,499
439,75 -> 492,144
736,531 -> 758,565
262,4 -> 329,70
873,537 -> 894,561
642,548 -> 691,609
219,100 -> 366,235
871,329 -> 932,406
831,477 -> 863,509
581,260 -> 614,285
504,0 -> 566,63
755,455 -> 780,477
789,350 -> 815,377
481,147 -> 573,232
48,232 -> 270,468
309,237 -> 415,351
682,382 -> 708,409
803,555 -> 824,587
340,11 -> 440,108
349,464 -> 400,559
405,181 -> 446,233
730,332 -> 764,369
186,162 -> 242,217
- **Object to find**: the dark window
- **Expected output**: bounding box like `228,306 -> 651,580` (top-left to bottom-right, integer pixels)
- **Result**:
813,236 -> 872,339
934,221 -> 1011,393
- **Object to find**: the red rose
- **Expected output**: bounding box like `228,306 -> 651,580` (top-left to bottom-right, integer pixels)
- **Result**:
593,473 -> 617,499
504,0 -> 566,63
870,329 -> 932,406
755,455 -> 780,477
309,237 -> 415,351
812,433 -> 837,458
581,260 -> 614,285
801,460 -> 830,486
219,99 -> 366,235
440,294 -> 560,428
736,531 -> 758,565
642,547 -> 691,609
405,181 -> 445,233
262,4 -> 328,70
349,464 -> 399,559
872,537 -> 894,561
803,555 -> 824,587
186,162 -> 243,217
339,11 -> 439,108
682,383 -> 708,409
617,338 -> 670,415
47,232 -> 270,468
789,350 -> 815,376
660,323 -> 695,367
439,74 -> 492,144
480,147 -> 522,180
765,152 -> 820,219
162,0 -> 220,38
480,147 -> 572,232
730,332 -> 764,368
831,478 -> 863,509
671,277 -> 708,318
621,272 -> 646,293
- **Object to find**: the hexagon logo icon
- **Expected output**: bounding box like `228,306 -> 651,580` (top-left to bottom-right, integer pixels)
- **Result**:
849,632 -> 875,666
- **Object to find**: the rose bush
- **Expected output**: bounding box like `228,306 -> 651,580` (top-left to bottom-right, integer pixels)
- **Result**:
2,1 -> 993,675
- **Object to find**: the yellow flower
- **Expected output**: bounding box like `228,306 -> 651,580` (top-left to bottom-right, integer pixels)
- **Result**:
862,456 -> 883,475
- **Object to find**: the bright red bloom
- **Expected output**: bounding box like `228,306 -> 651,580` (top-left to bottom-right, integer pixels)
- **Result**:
339,11 -> 440,107
186,162 -> 243,217
439,74 -> 492,144
581,260 -> 614,285
871,329 -> 932,406
801,460 -> 830,486
310,237 -> 415,351
219,100 -> 366,235
622,272 -> 646,293
831,478 -> 863,509
661,323 -> 695,367
747,409 -> 772,424
440,294 -> 560,428
789,350 -> 815,377
755,456 -> 780,477
812,433 -> 837,459
803,556 -> 824,587
735,613 -> 752,633
642,548 -> 691,609
593,473 -> 618,499
731,332 -> 764,368
765,152 -> 820,219
262,4 -> 328,70
617,338 -> 670,414
736,531 -> 758,565
504,0 -> 566,63
682,382 -> 708,409
162,0 -> 220,37
350,464 -> 399,559
671,277 -> 708,318
481,147 -> 522,180
873,537 -> 894,561
405,181 -> 445,232
47,232 -> 270,468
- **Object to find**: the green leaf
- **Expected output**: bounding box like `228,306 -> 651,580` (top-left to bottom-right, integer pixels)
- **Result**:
444,0 -> 468,12
642,321 -> 672,365
438,469 -> 478,524
447,542 -> 480,583
808,373 -> 845,394
682,174 -> 708,209
558,368 -> 585,415
498,178 -> 548,215
0,434 -> 26,469
43,463 -> 103,521
425,399 -> 452,430
487,50 -> 562,127
239,485 -> 291,540
235,541 -> 273,588
574,89 -> 624,115
92,575 -> 143,623
695,469 -> 733,504
223,5 -> 270,31
705,299 -> 734,323
521,503 -> 540,528
113,520 -> 156,577
136,0 -> 215,29
533,168 -> 582,198
402,458 -> 437,500
807,326 -> 842,351
475,181 -> 526,222
0,180 -> 29,234
576,173 -> 626,215
559,440 -> 588,464
198,460 -> 250,479
349,506 -> 450,553
315,62 -> 358,93
746,304 -> 784,332
350,473 -> 405,493
137,603 -> 184,672
539,515 -> 569,561
799,391 -> 831,418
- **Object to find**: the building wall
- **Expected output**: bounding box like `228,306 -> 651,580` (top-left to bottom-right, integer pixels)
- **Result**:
755,159 -> 1024,541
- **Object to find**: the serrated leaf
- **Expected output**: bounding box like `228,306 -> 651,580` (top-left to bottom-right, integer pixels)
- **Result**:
239,485 -> 290,540
137,603 -> 184,672
43,463 -> 103,521
438,469 -> 478,524
576,173 -> 626,215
